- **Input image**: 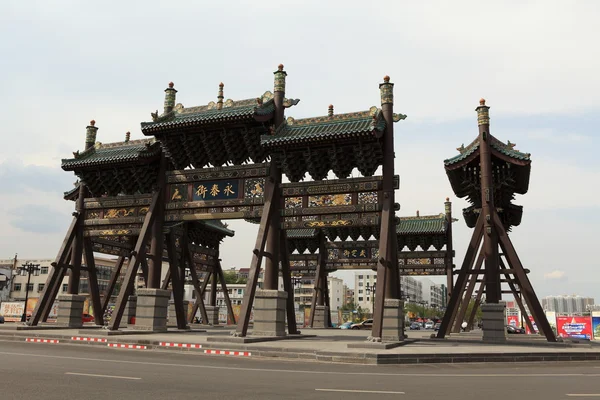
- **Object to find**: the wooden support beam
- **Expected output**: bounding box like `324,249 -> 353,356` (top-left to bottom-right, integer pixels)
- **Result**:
102,256 -> 124,314
83,237 -> 104,326
452,251 -> 484,333
166,232 -> 187,329
108,191 -> 159,331
216,260 -> 236,325
494,212 -> 556,342
501,258 -> 535,333
437,214 -> 484,338
466,281 -> 485,330
279,229 -> 298,334
30,214 -> 79,326
234,177 -> 275,337
186,259 -> 209,325
140,257 -> 149,286
161,269 -> 171,290
42,245 -> 73,323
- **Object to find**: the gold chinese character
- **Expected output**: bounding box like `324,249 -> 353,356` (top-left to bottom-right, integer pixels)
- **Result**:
359,250 -> 366,257
343,250 -> 350,257
196,185 -> 207,198
171,187 -> 182,201
351,250 -> 357,257
210,184 -> 220,197
224,184 -> 235,196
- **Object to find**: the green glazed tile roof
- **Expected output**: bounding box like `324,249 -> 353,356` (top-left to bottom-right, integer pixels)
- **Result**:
201,220 -> 235,237
261,107 -> 386,147
61,139 -> 160,170
444,135 -> 531,166
287,228 -> 318,239
141,95 -> 279,133
397,214 -> 447,235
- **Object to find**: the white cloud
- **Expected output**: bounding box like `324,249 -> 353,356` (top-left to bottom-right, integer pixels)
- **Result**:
544,270 -> 566,280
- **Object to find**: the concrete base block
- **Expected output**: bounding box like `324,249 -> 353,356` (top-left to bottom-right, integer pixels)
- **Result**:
481,303 -> 507,343
252,289 -> 287,337
123,296 -> 137,326
204,306 -> 220,326
168,300 -> 190,328
133,289 -> 171,332
312,305 -> 330,328
381,298 -> 405,342
56,294 -> 86,328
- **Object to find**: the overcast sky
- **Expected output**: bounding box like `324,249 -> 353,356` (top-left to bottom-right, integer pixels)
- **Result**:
1,1 -> 598,299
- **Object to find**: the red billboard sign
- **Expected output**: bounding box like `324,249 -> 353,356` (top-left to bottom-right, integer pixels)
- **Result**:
556,316 -> 592,340
506,315 -> 519,327
525,316 -> 539,334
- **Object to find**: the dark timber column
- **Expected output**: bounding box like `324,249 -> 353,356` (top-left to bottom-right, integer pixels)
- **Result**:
444,198 -> 454,304
313,233 -> 329,328
477,99 -> 500,303
60,121 -> 97,327
147,154 -> 167,288
251,64 -> 288,337
205,267 -> 219,325
263,64 -> 286,290
371,76 -> 404,342
477,99 -> 505,342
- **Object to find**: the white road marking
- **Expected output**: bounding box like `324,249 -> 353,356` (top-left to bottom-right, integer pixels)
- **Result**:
65,372 -> 141,380
0,351 -> 599,378
316,388 -> 404,394
566,395 -> 600,397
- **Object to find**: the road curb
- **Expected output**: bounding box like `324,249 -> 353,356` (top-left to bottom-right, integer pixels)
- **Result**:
2,331 -> 600,365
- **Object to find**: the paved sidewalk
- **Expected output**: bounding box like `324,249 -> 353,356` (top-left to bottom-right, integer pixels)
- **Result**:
1,323 -> 599,365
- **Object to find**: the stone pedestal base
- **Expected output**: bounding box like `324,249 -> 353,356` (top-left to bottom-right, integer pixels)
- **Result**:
252,290 -> 287,337
481,303 -> 507,342
381,298 -> 405,342
168,300 -> 190,328
133,289 -> 170,332
205,306 -> 220,326
57,294 -> 86,328
123,295 -> 137,326
312,305 -> 330,328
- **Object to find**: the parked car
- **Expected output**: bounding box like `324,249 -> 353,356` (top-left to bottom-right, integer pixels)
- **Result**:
433,322 -> 441,331
82,314 -> 95,323
0,315 -> 4,324
409,322 -> 421,330
339,321 -> 353,329
424,321 -> 434,329
506,325 -> 525,334
351,319 -> 373,330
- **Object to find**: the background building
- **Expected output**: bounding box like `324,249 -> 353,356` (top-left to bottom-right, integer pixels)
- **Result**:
542,295 -> 595,314
328,276 -> 344,312
420,278 -> 446,309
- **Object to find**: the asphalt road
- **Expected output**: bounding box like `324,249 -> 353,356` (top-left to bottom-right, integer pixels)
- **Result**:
1,340 -> 600,400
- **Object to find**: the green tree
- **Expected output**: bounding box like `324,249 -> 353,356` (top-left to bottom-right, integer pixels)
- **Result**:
464,299 -> 483,325
222,271 -> 247,284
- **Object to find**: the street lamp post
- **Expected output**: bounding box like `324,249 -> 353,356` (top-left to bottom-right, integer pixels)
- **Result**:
18,262 -> 40,323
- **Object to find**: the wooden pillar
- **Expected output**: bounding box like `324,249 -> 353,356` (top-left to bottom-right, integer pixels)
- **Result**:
477,99 -> 501,303
147,154 -> 166,289
101,256 -> 124,314
371,75 -> 396,340
210,269 -> 218,306
444,198 -> 454,304
263,64 -> 287,290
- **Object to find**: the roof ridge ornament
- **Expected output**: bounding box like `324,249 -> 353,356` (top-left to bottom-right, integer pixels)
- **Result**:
379,75 -> 393,105
476,97 -> 490,126
164,82 -> 177,114
85,119 -> 98,150
274,64 -> 287,93
217,82 -> 224,110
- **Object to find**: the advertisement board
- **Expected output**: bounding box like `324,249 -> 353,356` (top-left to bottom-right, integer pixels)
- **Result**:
592,314 -> 600,340
506,315 -> 519,327
556,316 -> 593,340
525,316 -> 539,334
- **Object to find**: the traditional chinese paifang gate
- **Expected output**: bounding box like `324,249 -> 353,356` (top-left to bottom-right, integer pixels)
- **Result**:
436,99 -> 556,342
287,202 -> 455,327
32,65 -> 407,342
